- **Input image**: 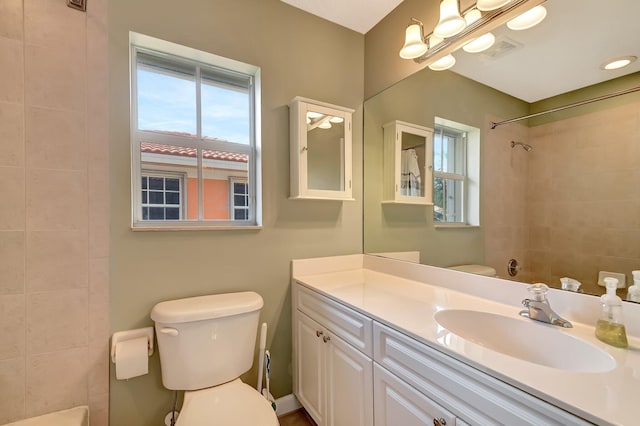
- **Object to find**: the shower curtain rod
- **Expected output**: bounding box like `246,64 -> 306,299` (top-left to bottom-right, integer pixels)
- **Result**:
490,85 -> 640,129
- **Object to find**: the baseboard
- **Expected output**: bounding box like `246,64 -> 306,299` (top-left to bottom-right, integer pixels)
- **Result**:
275,394 -> 302,416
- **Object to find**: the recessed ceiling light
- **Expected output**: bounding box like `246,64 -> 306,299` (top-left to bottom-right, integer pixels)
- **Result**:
601,56 -> 637,70
507,5 -> 547,30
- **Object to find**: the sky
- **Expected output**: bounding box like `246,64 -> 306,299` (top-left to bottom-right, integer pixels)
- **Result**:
137,68 -> 251,144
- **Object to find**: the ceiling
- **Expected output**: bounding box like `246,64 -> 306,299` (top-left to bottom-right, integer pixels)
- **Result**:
280,0 -> 403,34
282,0 -> 640,102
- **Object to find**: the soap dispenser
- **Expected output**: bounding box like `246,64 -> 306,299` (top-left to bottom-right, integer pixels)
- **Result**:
595,277 -> 628,348
626,270 -> 640,303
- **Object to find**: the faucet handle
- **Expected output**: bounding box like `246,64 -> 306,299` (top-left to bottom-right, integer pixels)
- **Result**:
527,283 -> 549,301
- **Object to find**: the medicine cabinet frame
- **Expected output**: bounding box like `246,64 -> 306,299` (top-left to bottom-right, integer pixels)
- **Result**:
289,97 -> 355,201
382,120 -> 434,205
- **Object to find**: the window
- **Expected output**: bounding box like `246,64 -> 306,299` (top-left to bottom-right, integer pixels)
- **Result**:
230,177 -> 249,220
433,118 -> 480,226
130,33 -> 261,229
141,173 -> 184,220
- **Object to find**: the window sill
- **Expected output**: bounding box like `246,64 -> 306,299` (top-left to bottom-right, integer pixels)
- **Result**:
434,224 -> 480,229
132,222 -> 262,231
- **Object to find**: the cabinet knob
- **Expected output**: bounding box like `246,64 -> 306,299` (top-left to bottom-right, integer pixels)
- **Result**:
323,335 -> 331,343
316,330 -> 323,338
433,418 -> 446,426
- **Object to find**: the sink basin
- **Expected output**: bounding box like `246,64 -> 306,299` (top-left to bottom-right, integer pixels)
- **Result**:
434,309 -> 616,373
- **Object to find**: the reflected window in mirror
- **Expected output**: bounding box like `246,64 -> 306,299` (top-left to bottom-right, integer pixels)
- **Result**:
433,118 -> 480,227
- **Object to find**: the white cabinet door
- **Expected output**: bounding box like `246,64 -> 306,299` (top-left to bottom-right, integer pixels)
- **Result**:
325,333 -> 373,426
296,312 -> 325,424
374,364 -> 457,426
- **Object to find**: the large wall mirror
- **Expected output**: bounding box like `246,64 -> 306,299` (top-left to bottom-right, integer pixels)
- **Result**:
364,0 -> 640,299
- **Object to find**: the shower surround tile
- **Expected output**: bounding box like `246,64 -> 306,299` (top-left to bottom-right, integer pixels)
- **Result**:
0,231 -> 25,295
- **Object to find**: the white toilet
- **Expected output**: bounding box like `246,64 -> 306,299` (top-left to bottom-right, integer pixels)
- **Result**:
151,291 -> 279,426
448,264 -> 497,277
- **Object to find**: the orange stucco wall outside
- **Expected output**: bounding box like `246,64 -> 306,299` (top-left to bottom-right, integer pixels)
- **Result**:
186,177 -> 230,219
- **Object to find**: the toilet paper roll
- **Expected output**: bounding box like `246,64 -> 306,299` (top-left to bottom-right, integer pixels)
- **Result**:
115,336 -> 149,380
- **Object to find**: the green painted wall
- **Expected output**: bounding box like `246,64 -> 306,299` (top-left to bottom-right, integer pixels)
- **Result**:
108,0 -> 364,424
363,69 -> 529,266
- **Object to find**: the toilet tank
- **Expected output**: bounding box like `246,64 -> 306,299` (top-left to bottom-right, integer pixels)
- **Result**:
151,292 -> 264,391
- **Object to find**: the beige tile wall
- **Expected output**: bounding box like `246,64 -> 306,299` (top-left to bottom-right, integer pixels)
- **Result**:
483,116 -> 532,281
0,0 -> 109,424
526,101 -> 640,295
485,101 -> 640,294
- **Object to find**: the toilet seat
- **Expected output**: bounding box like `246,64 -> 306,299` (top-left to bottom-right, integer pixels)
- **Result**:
175,379 -> 279,426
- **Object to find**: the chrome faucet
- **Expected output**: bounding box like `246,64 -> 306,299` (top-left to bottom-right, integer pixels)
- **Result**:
519,284 -> 572,328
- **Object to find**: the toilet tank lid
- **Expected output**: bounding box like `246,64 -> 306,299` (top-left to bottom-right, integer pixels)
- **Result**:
151,292 -> 263,324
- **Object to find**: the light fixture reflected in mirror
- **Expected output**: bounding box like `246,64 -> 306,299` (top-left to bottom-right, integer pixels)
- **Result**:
476,0 -> 512,11
434,0 -> 467,38
318,121 -> 332,129
428,35 -> 456,70
507,5 -> 547,30
462,8 -> 496,53
329,116 -> 344,123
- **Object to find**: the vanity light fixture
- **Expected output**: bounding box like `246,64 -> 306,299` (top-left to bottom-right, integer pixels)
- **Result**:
506,5 -> 547,30
399,0 -> 547,68
434,0 -> 467,39
318,121 -> 332,129
601,56 -> 637,70
329,116 -> 344,123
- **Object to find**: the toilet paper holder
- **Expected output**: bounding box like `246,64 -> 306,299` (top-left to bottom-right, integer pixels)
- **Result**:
110,327 -> 154,364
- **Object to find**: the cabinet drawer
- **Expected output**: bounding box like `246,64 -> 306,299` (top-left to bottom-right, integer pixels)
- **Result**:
296,284 -> 373,356
374,363 -> 456,426
374,322 -> 590,426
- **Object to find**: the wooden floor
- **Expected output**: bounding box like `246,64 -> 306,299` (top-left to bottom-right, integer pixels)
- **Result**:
277,408 -> 316,426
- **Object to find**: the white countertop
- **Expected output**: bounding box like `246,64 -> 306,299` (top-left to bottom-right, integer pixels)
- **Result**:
292,256 -> 640,426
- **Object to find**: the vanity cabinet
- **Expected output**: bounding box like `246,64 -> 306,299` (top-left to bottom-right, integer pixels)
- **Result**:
293,282 -> 591,426
382,121 -> 434,204
293,285 -> 373,426
289,97 -> 355,200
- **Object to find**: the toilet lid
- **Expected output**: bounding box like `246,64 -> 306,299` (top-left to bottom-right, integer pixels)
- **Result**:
449,264 -> 497,276
176,379 -> 279,426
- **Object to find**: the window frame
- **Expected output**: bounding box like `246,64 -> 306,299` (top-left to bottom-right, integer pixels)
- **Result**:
141,170 -> 187,220
433,117 -> 481,228
129,32 -> 262,230
433,125 -> 467,224
229,176 -> 249,220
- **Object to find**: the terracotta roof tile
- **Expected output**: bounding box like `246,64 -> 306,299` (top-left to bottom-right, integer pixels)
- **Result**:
141,142 -> 248,163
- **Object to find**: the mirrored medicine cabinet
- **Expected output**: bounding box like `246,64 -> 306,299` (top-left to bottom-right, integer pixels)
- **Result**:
382,120 -> 434,205
289,97 -> 355,200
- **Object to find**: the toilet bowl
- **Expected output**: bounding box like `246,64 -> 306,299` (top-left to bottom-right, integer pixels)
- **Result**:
151,292 -> 279,426
176,379 -> 278,426
448,264 -> 497,277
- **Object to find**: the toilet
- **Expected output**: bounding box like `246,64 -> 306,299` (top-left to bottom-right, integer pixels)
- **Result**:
448,264 -> 497,277
151,292 -> 279,426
